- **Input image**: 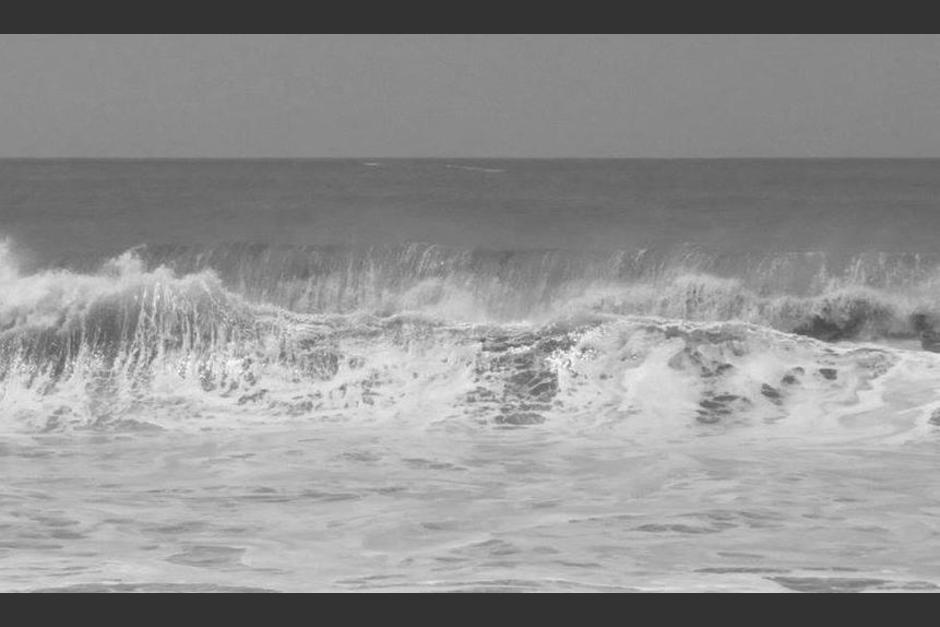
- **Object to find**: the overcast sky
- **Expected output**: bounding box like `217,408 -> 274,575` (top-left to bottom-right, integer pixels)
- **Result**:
1,34 -> 939,158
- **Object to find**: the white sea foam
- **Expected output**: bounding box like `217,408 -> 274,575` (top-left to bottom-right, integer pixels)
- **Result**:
1,236 -> 940,447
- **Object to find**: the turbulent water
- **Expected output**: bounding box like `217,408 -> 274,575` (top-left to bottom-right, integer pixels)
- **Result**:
2,159 -> 940,592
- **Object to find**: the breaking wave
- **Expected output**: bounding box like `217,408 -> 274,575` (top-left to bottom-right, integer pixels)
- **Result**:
3,237 -> 940,434
134,241 -> 940,339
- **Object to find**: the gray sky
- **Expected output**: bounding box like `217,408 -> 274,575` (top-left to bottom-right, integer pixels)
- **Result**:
1,34 -> 939,158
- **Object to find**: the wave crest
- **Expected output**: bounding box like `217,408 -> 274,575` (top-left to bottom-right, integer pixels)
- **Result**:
1,238 -> 939,434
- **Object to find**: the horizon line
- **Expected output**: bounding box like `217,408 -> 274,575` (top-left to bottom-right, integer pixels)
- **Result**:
2,156 -> 940,161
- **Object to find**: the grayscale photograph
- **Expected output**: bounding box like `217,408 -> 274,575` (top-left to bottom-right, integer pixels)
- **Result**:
2,34 -> 940,593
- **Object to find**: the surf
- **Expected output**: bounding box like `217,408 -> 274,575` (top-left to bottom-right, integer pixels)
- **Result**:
2,236 -> 940,440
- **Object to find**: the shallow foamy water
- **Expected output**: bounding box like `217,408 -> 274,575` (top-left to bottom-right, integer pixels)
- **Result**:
3,402 -> 940,593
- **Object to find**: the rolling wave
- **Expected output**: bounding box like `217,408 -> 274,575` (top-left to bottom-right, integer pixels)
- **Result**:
134,241 -> 940,339
2,237 -> 940,434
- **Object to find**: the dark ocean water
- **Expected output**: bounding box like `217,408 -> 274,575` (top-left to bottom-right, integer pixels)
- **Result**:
4,158 -> 940,265
2,159 -> 940,592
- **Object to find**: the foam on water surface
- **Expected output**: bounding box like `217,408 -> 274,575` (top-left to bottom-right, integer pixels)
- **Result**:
2,249 -> 939,591
4,159 -> 940,593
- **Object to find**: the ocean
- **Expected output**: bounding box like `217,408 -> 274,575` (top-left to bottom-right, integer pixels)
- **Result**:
2,158 -> 940,592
